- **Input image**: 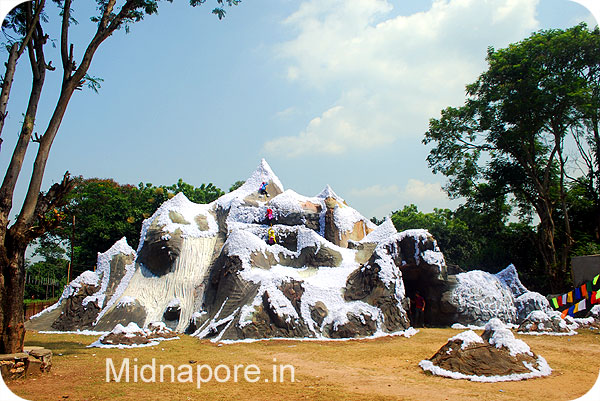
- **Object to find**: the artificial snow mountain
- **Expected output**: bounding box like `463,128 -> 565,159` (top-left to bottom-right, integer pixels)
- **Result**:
28,160 -> 548,340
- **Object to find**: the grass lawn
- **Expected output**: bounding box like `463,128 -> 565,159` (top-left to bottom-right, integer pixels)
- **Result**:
5,328 -> 600,401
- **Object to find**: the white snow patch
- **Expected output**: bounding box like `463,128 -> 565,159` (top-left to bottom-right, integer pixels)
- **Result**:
360,217 -> 397,243
589,305 -> 600,317
449,330 -> 485,349
87,322 -> 179,348
116,296 -> 136,308
333,203 -> 367,234
419,356 -> 552,382
485,319 -> 532,357
268,189 -> 309,216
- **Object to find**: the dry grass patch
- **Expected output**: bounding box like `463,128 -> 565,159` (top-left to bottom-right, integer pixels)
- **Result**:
5,328 -> 600,401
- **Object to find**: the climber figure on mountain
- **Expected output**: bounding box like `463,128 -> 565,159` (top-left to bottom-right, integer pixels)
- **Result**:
266,208 -> 274,222
267,227 -> 277,245
259,181 -> 269,197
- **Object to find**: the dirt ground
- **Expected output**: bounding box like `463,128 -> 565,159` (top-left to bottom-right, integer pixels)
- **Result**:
4,327 -> 600,401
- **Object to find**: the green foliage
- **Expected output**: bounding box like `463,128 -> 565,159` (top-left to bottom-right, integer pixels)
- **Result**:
189,0 -> 241,20
228,180 -> 244,192
88,0 -> 241,32
391,205 -> 472,268
162,179 -> 224,204
564,179 -> 600,257
25,234 -> 69,300
390,204 -> 546,291
82,74 -> 104,93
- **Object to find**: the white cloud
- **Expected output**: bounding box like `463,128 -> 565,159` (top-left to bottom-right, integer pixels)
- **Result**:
351,179 -> 447,203
273,106 -> 298,120
264,0 -> 540,157
264,102 -> 395,156
349,179 -> 455,217
404,179 -> 446,200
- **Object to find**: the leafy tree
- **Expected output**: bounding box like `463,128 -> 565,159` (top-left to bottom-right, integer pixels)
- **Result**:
25,234 -> 68,300
0,0 -> 240,353
563,179 -> 600,257
424,24 -> 600,292
163,179 -> 224,204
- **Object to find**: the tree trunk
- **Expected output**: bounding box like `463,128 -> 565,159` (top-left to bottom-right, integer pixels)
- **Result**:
557,141 -> 573,283
0,43 -> 19,146
0,71 -> 45,224
0,240 -> 26,354
593,115 -> 600,241
535,198 -> 561,292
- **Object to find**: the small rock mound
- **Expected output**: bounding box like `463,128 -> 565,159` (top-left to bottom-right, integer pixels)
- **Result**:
90,322 -> 178,348
514,291 -> 551,322
517,311 -> 575,335
586,305 -> 600,328
563,306 -> 600,330
419,318 -> 551,382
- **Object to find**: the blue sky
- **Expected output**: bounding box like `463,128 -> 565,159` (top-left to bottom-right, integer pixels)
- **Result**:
0,0 -> 597,220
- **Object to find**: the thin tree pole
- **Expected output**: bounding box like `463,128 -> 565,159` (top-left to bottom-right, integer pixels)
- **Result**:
68,215 -> 74,283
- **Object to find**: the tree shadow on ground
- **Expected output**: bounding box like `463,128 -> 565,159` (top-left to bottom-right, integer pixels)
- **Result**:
24,340 -> 93,356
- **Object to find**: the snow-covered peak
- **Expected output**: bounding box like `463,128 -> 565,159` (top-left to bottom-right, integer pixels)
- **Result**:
111,322 -> 146,336
97,237 -> 135,262
316,184 -> 343,201
138,192 -> 217,252
495,264 -> 528,297
360,217 -> 397,243
216,159 -> 284,210
89,237 -> 136,309
73,270 -> 100,287
249,159 -> 284,191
